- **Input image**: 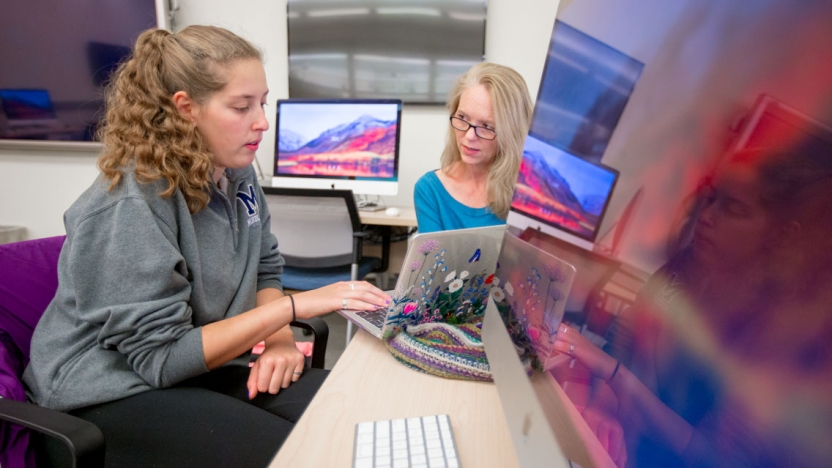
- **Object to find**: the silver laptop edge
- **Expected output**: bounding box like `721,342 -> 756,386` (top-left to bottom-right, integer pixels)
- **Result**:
482,300 -> 571,467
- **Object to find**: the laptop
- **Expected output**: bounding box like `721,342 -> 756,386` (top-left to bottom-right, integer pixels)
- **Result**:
490,230 -> 576,372
482,230 -> 615,468
0,89 -> 61,129
339,224 -> 506,340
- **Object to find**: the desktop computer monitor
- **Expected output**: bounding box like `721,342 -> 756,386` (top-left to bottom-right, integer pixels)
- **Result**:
508,135 -> 619,252
271,98 -> 402,196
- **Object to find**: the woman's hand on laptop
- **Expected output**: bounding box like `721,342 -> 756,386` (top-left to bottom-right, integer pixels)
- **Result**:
293,281 -> 392,319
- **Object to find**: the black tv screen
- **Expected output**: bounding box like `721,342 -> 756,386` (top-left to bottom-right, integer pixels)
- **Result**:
287,0 -> 487,104
0,1 -> 159,143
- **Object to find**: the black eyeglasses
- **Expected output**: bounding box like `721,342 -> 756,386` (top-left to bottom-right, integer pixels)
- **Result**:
449,116 -> 497,140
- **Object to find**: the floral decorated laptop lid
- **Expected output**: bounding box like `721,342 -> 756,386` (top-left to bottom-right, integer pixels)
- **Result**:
380,225 -> 505,340
492,230 -> 576,371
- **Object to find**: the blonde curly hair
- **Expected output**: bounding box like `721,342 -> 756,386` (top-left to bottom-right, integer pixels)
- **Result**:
440,62 -> 533,219
97,25 -> 262,213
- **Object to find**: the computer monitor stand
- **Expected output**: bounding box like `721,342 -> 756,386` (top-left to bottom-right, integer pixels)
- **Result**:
357,202 -> 386,212
356,195 -> 387,212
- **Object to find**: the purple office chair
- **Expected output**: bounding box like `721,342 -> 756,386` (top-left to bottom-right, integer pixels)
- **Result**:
0,235 -> 329,468
0,236 -> 105,468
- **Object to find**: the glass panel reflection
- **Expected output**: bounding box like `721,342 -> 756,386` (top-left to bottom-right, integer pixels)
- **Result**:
287,0 -> 486,103
489,1 -> 832,465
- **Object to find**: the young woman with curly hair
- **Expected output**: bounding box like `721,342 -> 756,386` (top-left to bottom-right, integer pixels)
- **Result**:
24,25 -> 390,467
414,62 -> 534,233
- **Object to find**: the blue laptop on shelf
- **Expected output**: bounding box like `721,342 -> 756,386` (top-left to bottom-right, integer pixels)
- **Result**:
0,89 -> 60,128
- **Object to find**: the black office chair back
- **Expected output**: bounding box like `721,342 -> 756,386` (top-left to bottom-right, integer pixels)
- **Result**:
263,187 -> 364,269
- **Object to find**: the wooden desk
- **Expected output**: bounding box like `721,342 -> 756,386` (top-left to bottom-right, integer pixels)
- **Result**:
269,330 -> 520,467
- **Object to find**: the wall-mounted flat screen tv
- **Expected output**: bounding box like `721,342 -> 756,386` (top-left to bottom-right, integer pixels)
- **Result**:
0,1 -> 164,144
286,0 -> 487,104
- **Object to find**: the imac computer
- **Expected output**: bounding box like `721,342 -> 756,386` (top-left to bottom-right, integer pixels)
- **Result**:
508,135 -> 620,252
271,99 -> 402,196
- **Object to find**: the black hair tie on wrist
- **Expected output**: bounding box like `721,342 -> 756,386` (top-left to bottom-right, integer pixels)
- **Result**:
608,360 -> 621,383
289,295 -> 296,322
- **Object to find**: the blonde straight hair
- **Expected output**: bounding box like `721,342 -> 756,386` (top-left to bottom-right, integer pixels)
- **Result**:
97,25 -> 262,213
439,62 -> 533,218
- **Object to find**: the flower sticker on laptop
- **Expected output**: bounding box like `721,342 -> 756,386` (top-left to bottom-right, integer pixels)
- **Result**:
382,236 -> 499,340
491,232 -> 576,371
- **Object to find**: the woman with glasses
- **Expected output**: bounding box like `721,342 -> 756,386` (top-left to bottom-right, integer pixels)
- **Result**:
414,62 -> 533,233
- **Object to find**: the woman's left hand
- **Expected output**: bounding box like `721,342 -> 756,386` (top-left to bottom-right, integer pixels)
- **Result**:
247,340 -> 306,399
552,324 -> 618,381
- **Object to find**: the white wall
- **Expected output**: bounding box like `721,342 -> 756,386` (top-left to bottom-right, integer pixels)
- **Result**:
0,144 -> 101,238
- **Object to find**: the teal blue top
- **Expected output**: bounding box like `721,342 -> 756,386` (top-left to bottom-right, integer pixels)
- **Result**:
413,170 -> 504,233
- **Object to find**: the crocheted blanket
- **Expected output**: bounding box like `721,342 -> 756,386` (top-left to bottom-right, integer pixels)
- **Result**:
386,317 -> 532,381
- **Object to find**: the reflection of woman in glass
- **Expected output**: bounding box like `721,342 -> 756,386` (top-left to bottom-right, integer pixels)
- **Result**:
554,144 -> 832,467
414,63 -> 533,233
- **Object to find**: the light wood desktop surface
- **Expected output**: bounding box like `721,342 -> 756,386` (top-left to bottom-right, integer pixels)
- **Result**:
358,206 -> 417,227
269,330 -> 520,467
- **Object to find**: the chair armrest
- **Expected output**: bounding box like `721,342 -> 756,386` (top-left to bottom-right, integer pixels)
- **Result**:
0,397 -> 105,468
290,318 -> 329,369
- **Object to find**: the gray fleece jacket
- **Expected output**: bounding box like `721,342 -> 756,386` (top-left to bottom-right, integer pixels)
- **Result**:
23,166 -> 284,411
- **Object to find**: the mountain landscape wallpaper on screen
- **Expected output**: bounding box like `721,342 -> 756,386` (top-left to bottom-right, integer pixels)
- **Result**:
278,115 -> 397,178
511,149 -> 603,239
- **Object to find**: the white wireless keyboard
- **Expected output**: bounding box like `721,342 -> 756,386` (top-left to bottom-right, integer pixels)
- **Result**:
353,414 -> 461,468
